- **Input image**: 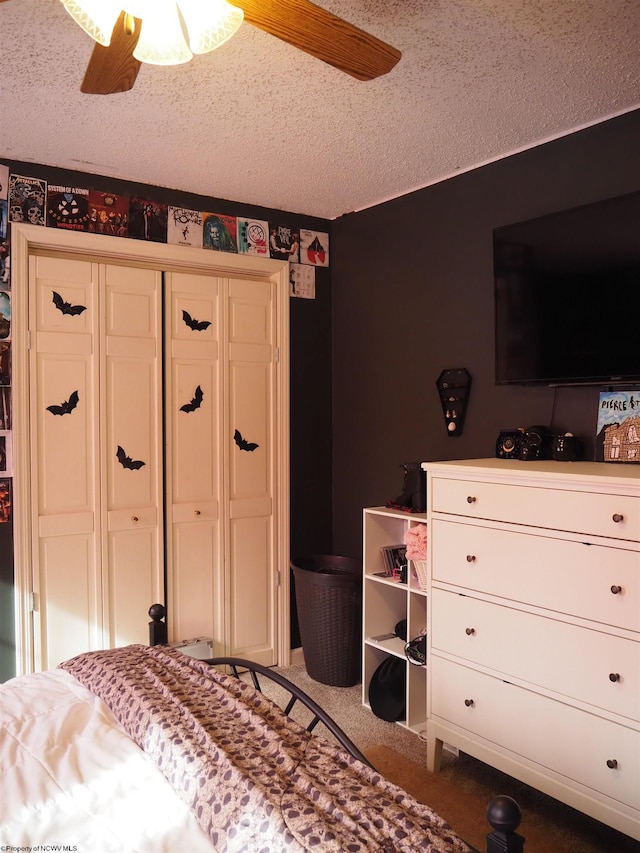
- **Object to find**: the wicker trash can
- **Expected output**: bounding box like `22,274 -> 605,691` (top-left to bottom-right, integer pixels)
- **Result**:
291,555 -> 362,687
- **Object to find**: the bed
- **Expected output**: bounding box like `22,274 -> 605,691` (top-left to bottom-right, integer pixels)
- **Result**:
0,621 -> 525,852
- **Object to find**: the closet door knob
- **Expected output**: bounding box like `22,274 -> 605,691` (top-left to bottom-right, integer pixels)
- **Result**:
610,585 -> 622,595
465,627 -> 475,636
466,554 -> 476,563
606,759 -> 618,770
131,515 -> 139,523
609,672 -> 621,683
612,513 -> 624,523
467,496 -> 476,504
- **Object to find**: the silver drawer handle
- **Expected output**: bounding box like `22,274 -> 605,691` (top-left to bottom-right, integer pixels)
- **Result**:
612,513 -> 624,523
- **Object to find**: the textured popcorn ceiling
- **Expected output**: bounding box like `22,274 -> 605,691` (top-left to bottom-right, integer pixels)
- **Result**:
1,0 -> 639,220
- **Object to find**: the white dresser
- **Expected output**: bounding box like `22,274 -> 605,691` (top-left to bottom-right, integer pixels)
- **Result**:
423,458 -> 640,841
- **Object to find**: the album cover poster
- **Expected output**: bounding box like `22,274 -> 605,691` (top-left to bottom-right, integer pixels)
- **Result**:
0,292 -> 10,341
595,390 -> 640,463
0,478 -> 11,523
237,217 -> 269,256
0,242 -> 8,291
0,342 -> 10,387
269,223 -> 299,261
300,228 -> 329,267
202,213 -> 237,253
0,164 -> 8,240
47,185 -> 91,231
0,387 -> 11,431
87,190 -> 129,237
128,197 -> 168,243
289,263 -> 315,299
8,174 -> 46,227
167,206 -> 203,247
0,431 -> 12,477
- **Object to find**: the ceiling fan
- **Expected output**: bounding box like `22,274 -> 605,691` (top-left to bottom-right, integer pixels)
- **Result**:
0,0 -> 401,94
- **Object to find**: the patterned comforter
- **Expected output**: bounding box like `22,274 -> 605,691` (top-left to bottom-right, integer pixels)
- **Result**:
60,645 -> 474,853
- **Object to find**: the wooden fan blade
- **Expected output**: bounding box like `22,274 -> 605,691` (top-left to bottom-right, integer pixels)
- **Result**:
232,0 -> 401,81
81,12 -> 142,94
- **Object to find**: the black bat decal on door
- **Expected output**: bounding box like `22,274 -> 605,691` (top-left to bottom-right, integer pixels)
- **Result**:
46,390 -> 79,416
180,385 -> 203,413
116,445 -> 146,470
182,310 -> 211,331
52,291 -> 87,316
234,429 -> 259,452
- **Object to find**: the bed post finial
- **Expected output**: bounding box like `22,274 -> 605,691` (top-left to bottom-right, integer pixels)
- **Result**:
148,603 -> 167,646
486,795 -> 525,852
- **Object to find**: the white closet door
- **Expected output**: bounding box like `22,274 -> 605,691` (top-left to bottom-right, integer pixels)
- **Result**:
103,264 -> 164,648
29,255 -> 102,670
165,271 -> 223,647
226,278 -> 277,665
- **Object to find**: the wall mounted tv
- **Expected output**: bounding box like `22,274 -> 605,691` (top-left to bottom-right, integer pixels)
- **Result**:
493,191 -> 640,386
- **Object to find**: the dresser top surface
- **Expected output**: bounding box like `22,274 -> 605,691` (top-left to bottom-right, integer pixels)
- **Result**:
422,458 -> 640,488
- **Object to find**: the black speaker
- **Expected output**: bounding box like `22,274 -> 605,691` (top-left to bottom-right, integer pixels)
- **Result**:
519,425 -> 552,460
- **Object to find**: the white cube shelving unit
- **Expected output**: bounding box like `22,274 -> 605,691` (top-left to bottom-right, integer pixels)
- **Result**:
362,506 -> 428,734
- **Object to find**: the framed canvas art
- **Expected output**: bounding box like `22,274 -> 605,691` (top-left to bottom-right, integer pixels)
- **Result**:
595,390 -> 640,463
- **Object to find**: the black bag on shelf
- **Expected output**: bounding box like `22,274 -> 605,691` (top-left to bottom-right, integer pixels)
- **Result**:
368,656 -> 406,722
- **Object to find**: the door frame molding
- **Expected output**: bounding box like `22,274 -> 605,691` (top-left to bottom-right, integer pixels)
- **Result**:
11,223 -> 290,675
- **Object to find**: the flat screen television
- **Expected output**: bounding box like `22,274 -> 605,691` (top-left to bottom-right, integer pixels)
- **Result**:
493,191 -> 640,386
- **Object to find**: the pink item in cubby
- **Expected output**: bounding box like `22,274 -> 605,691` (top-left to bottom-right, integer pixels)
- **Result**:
403,524 -> 427,561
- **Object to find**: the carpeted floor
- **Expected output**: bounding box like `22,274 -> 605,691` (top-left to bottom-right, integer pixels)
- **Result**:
265,663 -> 640,853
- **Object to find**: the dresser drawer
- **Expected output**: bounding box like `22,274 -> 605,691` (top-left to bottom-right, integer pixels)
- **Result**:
431,477 -> 640,541
431,519 -> 640,631
430,655 -> 640,810
431,588 -> 640,721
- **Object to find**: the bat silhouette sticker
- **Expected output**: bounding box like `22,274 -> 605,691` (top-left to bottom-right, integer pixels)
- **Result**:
116,445 -> 145,470
46,390 -> 79,416
182,310 -> 211,331
180,385 -> 203,413
234,429 -> 259,452
52,291 -> 87,316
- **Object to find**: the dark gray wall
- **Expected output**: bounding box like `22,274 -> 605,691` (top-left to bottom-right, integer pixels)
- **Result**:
330,109 -> 640,560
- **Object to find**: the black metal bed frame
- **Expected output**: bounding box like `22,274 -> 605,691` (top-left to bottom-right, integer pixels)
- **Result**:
148,604 -> 525,852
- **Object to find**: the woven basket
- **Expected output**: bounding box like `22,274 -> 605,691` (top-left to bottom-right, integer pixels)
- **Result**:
291,555 -> 362,687
413,559 -> 428,590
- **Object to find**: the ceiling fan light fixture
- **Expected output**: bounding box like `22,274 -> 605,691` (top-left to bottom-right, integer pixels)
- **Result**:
59,0 -> 122,47
177,0 -> 244,55
132,1 -> 193,65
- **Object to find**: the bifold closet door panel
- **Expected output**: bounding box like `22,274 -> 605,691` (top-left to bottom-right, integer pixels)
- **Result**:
227,278 -> 277,665
29,255 -> 103,669
166,272 -> 223,645
103,264 -> 164,647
